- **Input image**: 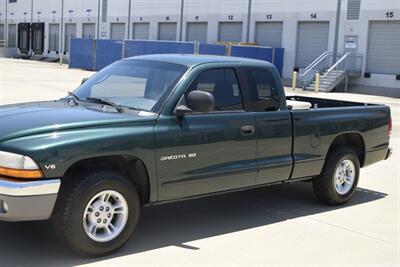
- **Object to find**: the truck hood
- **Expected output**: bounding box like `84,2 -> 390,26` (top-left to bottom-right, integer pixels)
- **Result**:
0,101 -> 158,142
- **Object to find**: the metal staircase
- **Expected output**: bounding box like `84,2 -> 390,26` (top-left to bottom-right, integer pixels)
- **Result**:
298,52 -> 362,92
306,69 -> 347,92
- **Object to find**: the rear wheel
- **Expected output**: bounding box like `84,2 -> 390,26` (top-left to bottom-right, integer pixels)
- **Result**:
313,147 -> 360,205
53,171 -> 140,257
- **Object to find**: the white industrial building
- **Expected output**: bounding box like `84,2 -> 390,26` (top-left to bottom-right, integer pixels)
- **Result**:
0,0 -> 399,93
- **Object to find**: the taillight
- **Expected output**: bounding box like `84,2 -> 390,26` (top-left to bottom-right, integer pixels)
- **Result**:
388,116 -> 392,137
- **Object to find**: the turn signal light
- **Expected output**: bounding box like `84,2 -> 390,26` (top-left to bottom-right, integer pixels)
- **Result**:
0,167 -> 43,179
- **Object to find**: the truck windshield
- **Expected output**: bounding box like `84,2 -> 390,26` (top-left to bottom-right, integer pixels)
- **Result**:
74,59 -> 187,112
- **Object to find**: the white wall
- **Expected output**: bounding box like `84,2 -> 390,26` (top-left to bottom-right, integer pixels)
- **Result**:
8,0 -> 31,23
184,0 -> 248,43
252,0 -> 339,79
32,0 -> 61,56
63,0 -> 99,41
104,0 -> 129,39
340,0 -> 400,89
1,0 -> 399,90
0,1 -> 5,25
137,0 -> 181,40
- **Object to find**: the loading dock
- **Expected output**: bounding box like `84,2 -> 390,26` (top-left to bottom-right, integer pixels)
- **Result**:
64,23 -> 76,54
8,24 -> 16,47
110,23 -> 125,40
48,24 -> 60,53
18,23 -> 30,54
158,22 -> 177,41
255,21 -> 283,48
218,22 -> 243,42
31,22 -> 45,55
186,22 -> 208,43
0,24 -> 4,45
366,20 -> 400,75
295,21 -> 329,68
82,23 -> 95,39
132,22 -> 150,39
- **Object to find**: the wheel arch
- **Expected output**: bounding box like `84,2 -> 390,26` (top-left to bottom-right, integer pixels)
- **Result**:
62,155 -> 151,204
327,132 -> 365,167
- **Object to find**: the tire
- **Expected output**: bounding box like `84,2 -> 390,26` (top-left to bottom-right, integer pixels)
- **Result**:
313,147 -> 360,205
52,170 -> 141,257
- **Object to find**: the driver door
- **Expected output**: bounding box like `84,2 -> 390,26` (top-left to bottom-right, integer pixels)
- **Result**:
155,68 -> 257,201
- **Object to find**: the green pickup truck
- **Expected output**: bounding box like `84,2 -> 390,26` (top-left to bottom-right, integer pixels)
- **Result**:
0,54 -> 392,256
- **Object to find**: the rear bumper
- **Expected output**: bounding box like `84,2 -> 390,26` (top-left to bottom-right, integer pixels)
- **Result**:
385,147 -> 393,160
0,178 -> 60,222
364,147 -> 392,167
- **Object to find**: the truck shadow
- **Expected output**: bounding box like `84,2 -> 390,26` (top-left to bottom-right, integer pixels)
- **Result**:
0,182 -> 387,266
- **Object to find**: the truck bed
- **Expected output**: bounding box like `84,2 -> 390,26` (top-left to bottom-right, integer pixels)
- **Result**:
287,95 -> 391,180
287,95 -> 380,109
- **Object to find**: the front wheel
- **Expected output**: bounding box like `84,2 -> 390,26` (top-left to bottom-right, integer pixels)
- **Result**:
53,171 -> 141,257
313,147 -> 360,205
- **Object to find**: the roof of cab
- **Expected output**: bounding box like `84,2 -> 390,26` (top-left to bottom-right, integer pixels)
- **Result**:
123,53 -> 274,68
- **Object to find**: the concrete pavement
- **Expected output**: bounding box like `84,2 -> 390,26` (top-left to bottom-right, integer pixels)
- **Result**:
0,58 -> 399,266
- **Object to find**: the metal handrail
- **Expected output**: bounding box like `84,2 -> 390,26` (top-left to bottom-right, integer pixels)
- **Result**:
321,52 -> 350,78
299,52 -> 329,79
304,51 -> 328,72
297,51 -> 330,88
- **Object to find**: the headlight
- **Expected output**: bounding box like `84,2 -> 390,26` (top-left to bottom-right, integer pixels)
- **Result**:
0,151 -> 43,179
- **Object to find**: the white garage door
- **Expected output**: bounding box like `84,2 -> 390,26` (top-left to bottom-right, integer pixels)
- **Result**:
186,22 -> 207,43
158,22 -> 177,41
295,21 -> 330,68
366,21 -> 400,75
8,24 -> 16,47
111,23 -> 125,40
132,22 -> 150,39
49,23 -> 60,52
255,21 -> 283,48
82,23 -> 96,39
0,24 -> 4,45
64,23 -> 76,53
218,22 -> 243,42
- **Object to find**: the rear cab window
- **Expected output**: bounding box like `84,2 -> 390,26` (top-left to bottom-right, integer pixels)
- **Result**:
238,67 -> 281,112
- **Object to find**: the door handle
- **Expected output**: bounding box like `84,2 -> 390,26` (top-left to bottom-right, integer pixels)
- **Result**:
241,125 -> 255,136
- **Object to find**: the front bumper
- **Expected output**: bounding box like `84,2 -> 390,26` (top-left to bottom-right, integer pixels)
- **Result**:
0,177 -> 60,222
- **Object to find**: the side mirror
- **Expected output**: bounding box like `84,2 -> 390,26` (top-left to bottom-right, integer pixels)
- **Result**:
81,78 -> 89,85
174,91 -> 215,116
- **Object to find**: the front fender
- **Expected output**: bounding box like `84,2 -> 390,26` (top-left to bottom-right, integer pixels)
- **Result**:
0,123 -> 156,189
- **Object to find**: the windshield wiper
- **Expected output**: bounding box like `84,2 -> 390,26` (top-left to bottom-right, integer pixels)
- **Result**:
85,97 -> 125,113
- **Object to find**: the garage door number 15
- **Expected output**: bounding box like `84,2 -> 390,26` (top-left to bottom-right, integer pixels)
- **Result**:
386,11 -> 394,18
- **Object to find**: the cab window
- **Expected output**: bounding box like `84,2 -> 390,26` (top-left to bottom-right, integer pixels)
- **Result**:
242,68 -> 280,112
186,68 -> 244,112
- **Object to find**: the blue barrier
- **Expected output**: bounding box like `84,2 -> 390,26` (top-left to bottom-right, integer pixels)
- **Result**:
95,39 -> 123,71
95,40 -> 123,70
69,39 -> 284,76
231,45 -> 273,62
198,44 -> 226,56
273,48 -> 284,76
231,46 -> 283,76
124,40 -> 195,58
69,38 -> 94,70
